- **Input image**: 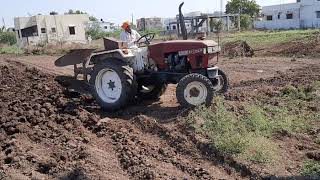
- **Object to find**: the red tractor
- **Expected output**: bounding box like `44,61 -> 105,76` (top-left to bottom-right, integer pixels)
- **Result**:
55,4 -> 228,111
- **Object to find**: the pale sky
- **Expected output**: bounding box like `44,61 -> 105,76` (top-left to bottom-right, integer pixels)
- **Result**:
1,0 -> 295,27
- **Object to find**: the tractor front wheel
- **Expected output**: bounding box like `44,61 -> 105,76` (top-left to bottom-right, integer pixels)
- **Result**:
176,74 -> 215,107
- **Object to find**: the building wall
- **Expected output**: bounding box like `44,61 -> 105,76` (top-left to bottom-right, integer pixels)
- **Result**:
254,0 -> 320,29
15,14 -> 89,47
137,18 -> 163,31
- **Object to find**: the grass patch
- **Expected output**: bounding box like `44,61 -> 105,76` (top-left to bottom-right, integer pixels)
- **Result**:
302,160 -> 320,176
186,95 -> 314,164
188,97 -> 280,163
220,29 -> 319,49
0,45 -> 22,54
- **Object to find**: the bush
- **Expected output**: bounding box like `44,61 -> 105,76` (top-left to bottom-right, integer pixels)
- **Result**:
189,97 -> 278,163
302,160 -> 320,176
240,14 -> 253,30
0,32 -> 17,45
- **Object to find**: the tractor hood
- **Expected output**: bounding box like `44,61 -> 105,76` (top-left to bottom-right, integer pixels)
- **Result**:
149,40 -> 219,58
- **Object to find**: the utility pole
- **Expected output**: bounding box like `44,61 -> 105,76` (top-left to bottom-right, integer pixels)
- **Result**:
2,17 -> 6,30
131,13 -> 134,27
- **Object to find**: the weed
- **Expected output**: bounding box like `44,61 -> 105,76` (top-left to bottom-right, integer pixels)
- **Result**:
0,45 -> 22,54
301,160 -> 320,176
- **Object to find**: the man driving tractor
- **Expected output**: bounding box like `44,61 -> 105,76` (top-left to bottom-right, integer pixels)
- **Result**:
120,21 -> 142,49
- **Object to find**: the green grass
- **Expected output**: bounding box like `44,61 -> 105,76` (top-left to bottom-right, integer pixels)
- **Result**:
0,45 -> 22,54
187,97 -> 281,163
219,29 -> 320,49
302,160 -> 320,176
186,83 -> 318,164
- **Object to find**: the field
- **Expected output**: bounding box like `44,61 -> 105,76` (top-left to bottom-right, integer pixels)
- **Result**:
0,30 -> 319,179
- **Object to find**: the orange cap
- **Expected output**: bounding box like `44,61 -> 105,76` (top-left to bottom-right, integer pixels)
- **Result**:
121,21 -> 130,29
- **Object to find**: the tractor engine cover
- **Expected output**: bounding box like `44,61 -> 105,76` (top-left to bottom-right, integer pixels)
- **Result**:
148,40 -> 220,70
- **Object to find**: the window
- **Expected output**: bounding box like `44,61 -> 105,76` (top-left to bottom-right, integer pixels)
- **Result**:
286,13 -> 293,19
266,15 -> 273,21
172,25 -> 176,30
278,13 -> 281,19
51,28 -> 56,33
17,30 -> 21,38
317,11 -> 320,18
104,26 -> 108,29
69,26 -> 75,35
41,28 -> 46,33
297,0 -> 301,2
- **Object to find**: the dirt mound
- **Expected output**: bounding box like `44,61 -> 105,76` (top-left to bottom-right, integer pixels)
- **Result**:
222,40 -> 254,58
0,63 -> 241,179
262,32 -> 320,57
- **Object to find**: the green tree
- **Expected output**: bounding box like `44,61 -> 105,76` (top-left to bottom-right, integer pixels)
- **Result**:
49,11 -> 58,15
89,16 -> 98,22
240,14 -> 252,30
226,0 -> 260,18
65,9 -> 86,15
0,32 -> 17,45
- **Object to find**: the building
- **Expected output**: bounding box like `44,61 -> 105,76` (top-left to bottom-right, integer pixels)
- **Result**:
14,14 -> 90,47
255,0 -> 320,30
163,11 -> 240,36
136,17 -> 163,31
86,19 -> 116,33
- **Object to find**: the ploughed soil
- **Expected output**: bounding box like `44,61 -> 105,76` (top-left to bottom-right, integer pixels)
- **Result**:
0,55 -> 319,179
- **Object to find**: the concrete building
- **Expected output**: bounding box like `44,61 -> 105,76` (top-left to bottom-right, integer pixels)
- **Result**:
136,17 -> 163,31
86,19 -> 116,33
14,14 -> 90,47
255,0 -> 320,29
163,11 -> 240,36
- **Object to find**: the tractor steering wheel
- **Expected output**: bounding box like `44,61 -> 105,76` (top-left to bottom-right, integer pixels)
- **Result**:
136,33 -> 155,46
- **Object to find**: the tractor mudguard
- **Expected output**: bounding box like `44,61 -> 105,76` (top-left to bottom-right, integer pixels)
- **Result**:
207,67 -> 219,79
55,49 -> 95,67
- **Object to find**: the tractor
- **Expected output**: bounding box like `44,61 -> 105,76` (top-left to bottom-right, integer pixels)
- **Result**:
55,3 -> 229,111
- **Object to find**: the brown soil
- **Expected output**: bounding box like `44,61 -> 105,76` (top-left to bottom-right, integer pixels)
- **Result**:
0,55 -> 319,179
222,40 -> 254,58
259,32 -> 320,58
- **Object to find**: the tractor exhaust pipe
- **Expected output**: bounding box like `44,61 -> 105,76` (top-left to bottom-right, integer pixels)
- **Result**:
179,2 -> 188,40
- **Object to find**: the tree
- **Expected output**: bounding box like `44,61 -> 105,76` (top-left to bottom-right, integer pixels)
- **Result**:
65,9 -> 86,15
89,16 -> 98,22
49,11 -> 58,15
239,14 -> 252,30
226,0 -> 260,18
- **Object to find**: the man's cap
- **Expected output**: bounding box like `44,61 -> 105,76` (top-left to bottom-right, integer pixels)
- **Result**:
121,21 -> 130,29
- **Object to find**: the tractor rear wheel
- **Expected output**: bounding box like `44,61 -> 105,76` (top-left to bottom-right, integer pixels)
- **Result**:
90,59 -> 136,111
176,74 -> 215,107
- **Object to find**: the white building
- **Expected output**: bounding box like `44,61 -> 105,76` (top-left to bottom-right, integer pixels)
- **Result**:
86,19 -> 116,32
14,14 -> 90,47
255,0 -> 320,29
136,17 -> 163,31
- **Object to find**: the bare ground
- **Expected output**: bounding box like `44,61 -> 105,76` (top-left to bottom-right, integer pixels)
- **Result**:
0,54 -> 319,179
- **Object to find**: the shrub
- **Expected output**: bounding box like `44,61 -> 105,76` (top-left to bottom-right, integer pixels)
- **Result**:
0,32 -> 17,45
302,160 -> 320,176
190,97 -> 278,163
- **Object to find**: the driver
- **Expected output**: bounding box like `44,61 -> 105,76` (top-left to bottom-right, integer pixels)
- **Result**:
120,21 -> 141,49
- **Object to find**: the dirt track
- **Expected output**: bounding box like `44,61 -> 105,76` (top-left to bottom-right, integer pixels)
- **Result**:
0,55 -> 319,179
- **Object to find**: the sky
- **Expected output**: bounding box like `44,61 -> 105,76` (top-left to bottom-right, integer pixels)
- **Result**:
1,0 -> 296,27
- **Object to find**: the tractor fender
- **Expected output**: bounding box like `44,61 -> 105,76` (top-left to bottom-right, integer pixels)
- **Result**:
90,49 -> 134,65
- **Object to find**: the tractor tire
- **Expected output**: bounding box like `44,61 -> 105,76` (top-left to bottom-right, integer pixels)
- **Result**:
138,83 -> 167,101
176,73 -> 215,107
210,69 -> 229,94
90,59 -> 136,111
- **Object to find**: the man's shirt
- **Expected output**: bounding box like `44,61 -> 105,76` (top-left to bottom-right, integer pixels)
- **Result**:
120,29 -> 141,48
